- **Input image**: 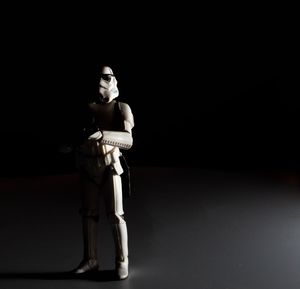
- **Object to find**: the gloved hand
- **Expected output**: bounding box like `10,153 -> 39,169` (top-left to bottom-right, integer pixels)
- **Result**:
88,130 -> 102,140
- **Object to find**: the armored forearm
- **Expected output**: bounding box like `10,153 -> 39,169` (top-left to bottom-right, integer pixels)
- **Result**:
100,131 -> 133,149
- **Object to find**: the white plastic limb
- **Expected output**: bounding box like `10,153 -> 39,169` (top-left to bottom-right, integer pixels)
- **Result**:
100,131 -> 133,149
113,223 -> 129,279
88,130 -> 103,140
118,102 -> 134,132
106,173 -> 129,279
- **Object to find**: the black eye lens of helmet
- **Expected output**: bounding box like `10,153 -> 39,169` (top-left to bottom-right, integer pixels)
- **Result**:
101,74 -> 114,81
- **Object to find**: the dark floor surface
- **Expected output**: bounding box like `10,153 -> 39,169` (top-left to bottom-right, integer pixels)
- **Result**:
0,167 -> 300,289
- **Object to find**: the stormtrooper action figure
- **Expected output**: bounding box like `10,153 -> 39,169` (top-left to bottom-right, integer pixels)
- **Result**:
72,66 -> 134,280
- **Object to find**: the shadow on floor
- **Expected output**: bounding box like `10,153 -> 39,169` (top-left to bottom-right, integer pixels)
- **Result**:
0,270 -> 120,282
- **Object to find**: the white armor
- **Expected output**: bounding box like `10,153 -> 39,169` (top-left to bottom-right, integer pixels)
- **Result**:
73,66 -> 134,280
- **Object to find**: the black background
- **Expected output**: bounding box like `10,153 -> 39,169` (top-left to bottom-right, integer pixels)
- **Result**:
1,6 -> 300,289
0,6 -> 297,177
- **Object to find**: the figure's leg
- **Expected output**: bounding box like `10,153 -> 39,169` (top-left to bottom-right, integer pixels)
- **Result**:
104,171 -> 129,280
73,173 -> 102,274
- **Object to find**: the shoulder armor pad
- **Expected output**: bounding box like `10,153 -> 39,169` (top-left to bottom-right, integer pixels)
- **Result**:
118,102 -> 134,130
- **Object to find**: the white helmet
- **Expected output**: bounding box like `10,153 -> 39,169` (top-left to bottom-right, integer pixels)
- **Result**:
99,66 -> 119,103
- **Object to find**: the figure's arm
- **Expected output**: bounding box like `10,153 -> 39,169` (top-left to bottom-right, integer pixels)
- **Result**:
100,131 -> 133,149
88,102 -> 134,150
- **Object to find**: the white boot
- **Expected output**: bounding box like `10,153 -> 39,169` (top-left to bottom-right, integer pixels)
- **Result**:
116,258 -> 129,280
73,216 -> 99,274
